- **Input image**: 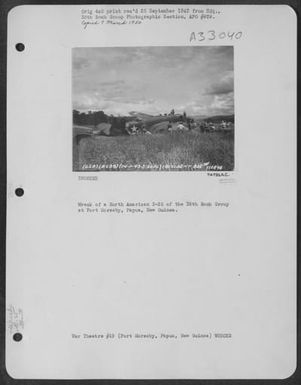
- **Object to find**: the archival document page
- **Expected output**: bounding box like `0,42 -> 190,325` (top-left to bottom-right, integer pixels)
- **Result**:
6,4 -> 296,379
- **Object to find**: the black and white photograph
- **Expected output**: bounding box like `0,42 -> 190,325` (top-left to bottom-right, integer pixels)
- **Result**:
73,46 -> 234,171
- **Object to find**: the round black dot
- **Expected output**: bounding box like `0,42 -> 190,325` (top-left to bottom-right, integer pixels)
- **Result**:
15,188 -> 24,197
13,333 -> 23,342
15,43 -> 25,52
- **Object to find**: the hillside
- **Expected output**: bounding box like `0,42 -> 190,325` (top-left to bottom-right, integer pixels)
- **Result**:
203,115 -> 234,123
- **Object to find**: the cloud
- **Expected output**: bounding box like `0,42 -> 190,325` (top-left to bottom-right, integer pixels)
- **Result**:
73,46 -> 234,116
73,57 -> 89,71
208,92 -> 234,115
99,80 -> 125,87
205,72 -> 234,95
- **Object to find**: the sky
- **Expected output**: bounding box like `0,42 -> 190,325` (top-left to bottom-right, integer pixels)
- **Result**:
73,46 -> 234,117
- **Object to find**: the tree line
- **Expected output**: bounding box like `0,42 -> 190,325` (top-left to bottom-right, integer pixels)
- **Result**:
73,110 -> 127,131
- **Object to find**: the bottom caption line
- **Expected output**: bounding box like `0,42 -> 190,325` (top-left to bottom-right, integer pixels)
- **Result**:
71,332 -> 232,341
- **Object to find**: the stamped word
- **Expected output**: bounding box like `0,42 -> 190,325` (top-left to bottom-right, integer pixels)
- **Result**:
7,305 -> 24,334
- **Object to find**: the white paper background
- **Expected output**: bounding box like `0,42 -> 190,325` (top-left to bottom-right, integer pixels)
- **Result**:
6,4 -> 296,379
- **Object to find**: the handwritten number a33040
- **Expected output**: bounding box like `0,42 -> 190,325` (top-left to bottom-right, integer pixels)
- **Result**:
190,31 -> 242,43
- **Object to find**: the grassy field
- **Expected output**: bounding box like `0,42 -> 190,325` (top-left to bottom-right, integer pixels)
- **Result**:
73,131 -> 234,172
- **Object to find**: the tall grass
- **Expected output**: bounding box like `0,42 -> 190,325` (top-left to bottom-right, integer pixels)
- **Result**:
73,131 -> 234,171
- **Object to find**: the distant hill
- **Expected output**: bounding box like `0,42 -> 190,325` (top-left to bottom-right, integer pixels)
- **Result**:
203,114 -> 234,123
129,112 -> 154,120
190,114 -> 207,120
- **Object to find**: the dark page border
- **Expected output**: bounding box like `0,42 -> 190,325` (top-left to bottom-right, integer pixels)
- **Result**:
0,1 -> 299,383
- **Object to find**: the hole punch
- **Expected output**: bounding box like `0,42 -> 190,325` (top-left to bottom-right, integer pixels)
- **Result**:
15,43 -> 25,52
13,333 -> 23,342
15,188 -> 24,197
